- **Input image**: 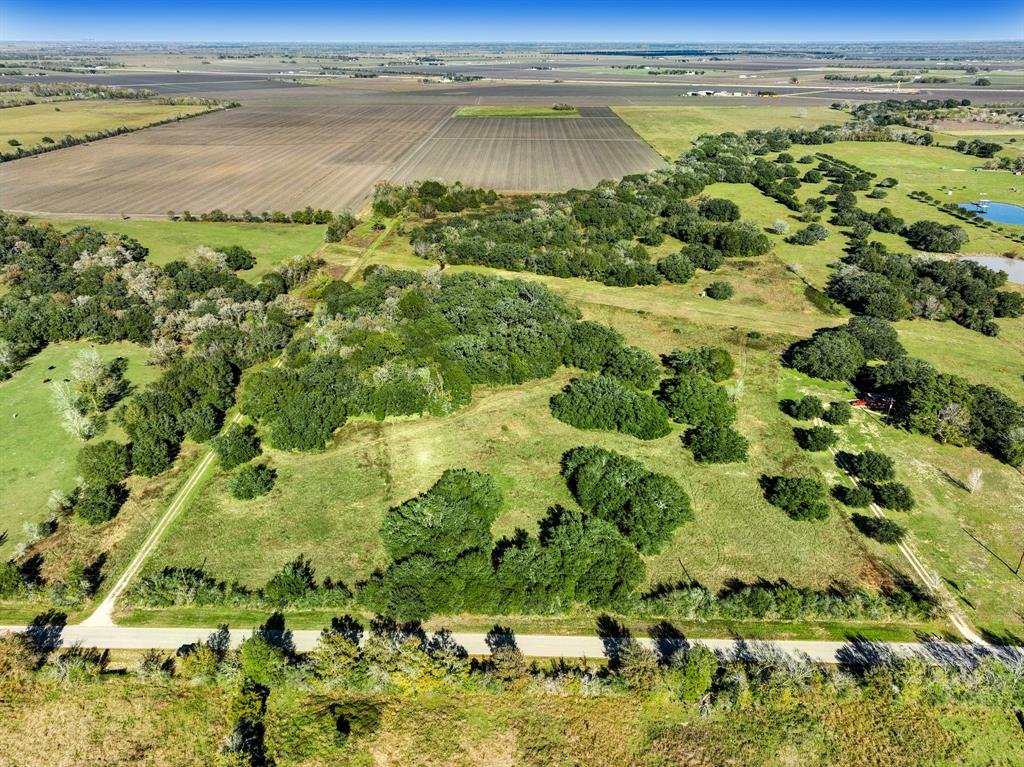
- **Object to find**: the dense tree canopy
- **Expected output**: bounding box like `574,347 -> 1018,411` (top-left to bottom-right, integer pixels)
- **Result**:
551,376 -> 671,440
561,446 -> 692,553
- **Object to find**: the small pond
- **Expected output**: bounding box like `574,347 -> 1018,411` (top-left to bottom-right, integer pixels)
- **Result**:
958,201 -> 1024,225
963,255 -> 1024,285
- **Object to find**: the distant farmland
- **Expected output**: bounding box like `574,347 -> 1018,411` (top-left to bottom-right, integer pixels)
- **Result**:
0,104 -> 452,216
386,107 -> 667,191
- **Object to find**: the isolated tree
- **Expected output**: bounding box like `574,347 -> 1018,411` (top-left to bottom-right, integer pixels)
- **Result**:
562,321 -> 624,371
664,346 -> 734,382
231,464 -> 276,500
872,482 -> 915,511
550,376 -> 671,440
602,346 -> 661,390
852,513 -> 907,544
561,446 -> 692,554
786,330 -> 865,381
658,374 -> 735,427
263,556 -> 317,606
671,645 -> 718,702
657,252 -> 695,284
832,484 -> 873,508
966,468 -> 983,494
381,469 -> 502,563
781,395 -> 825,420
823,400 -> 853,425
683,424 -> 749,463
212,424 -> 262,471
705,281 -> 734,300
75,483 -> 127,524
699,197 -> 741,222
762,476 -> 830,521
902,220 -> 967,253
843,450 -> 895,483
794,426 -> 839,451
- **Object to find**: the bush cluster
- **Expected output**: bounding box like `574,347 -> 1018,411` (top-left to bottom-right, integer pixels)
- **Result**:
561,446 -> 692,554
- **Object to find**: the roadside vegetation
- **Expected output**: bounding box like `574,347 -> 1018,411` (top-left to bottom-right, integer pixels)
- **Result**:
2,617 -> 1022,767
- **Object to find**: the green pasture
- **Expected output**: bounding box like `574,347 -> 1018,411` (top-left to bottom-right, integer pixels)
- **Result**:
43,218 -> 327,282
0,341 -> 159,558
453,105 -> 580,118
0,99 -> 212,150
614,104 -> 849,159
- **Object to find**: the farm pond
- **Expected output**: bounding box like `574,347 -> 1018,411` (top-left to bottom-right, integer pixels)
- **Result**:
958,201 -> 1024,225
964,255 -> 1024,284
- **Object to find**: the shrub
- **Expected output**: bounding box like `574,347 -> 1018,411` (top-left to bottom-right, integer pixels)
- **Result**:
670,645 -> 718,702
75,483 -> 127,524
325,212 -> 357,242
77,440 -> 131,486
602,346 -> 661,390
832,484 -> 873,507
550,376 -> 671,440
0,561 -> 27,599
683,424 -> 749,463
780,395 -> 824,420
658,374 -> 735,427
794,425 -> 839,451
218,245 -> 256,271
230,464 -> 276,499
786,223 -> 829,245
699,197 -> 741,222
786,330 -> 865,381
663,346 -> 734,382
618,641 -> 660,691
841,450 -> 895,483
852,513 -> 907,543
212,424 -> 262,471
823,400 -> 853,425
872,482 -> 915,511
561,446 -> 692,554
705,281 -> 734,300
238,634 -> 289,687
762,476 -> 830,521
844,317 -> 904,361
657,252 -> 695,284
684,243 -> 724,271
563,321 -> 624,371
902,220 -> 967,253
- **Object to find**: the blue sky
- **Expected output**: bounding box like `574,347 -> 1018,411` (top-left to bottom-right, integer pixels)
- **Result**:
1,0 -> 1022,42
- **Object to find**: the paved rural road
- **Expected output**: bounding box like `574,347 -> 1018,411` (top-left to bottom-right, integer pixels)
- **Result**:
2,624 -> 1022,666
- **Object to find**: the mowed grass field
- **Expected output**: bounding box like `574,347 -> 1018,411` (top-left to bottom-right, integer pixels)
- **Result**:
453,105 -> 580,118
42,218 -> 327,281
777,369 -> 1024,637
139,215 -> 1024,633
613,104 -> 850,158
0,341 -> 160,559
0,99 -> 213,150
145,243 -> 884,602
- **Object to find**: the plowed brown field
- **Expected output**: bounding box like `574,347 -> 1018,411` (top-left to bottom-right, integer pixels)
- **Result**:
0,104 -> 452,216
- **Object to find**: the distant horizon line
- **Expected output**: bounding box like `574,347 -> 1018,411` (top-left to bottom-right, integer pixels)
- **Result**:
1,38 -> 1021,45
